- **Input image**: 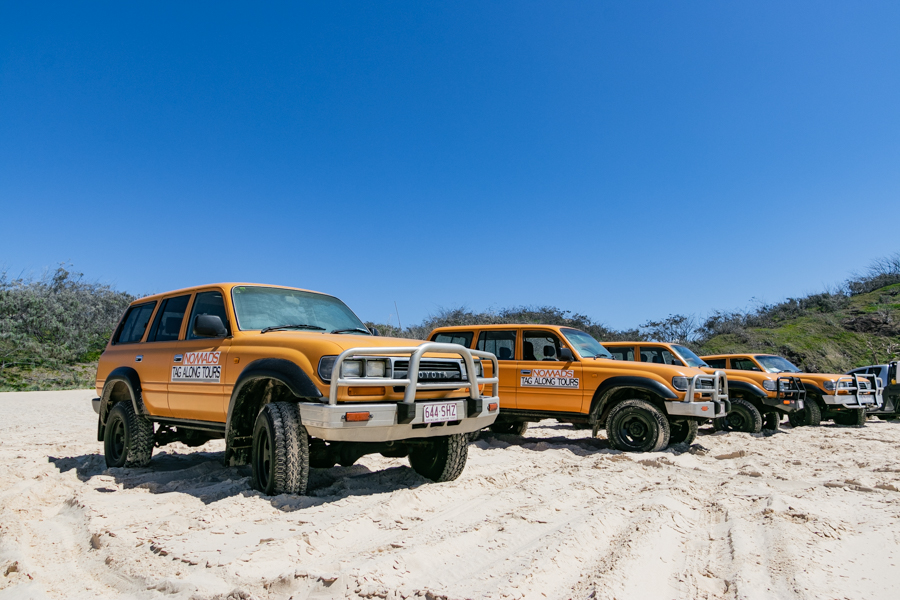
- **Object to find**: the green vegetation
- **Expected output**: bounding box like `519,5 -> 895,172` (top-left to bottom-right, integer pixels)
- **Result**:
0,266 -> 133,391
3,253 -> 897,391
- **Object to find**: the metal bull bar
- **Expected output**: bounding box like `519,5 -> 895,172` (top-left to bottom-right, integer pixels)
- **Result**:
832,373 -> 882,408
776,376 -> 806,401
685,370 -> 729,414
327,342 -> 500,405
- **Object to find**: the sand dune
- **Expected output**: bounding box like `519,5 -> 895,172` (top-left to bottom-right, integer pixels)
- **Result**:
1,390 -> 898,599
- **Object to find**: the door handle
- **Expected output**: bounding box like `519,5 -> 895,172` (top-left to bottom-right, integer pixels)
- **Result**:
521,370 -> 531,375
135,355 -> 143,363
174,354 -> 183,362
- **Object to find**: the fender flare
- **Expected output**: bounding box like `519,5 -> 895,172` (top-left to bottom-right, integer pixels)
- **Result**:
727,380 -> 767,398
589,376 -> 677,421
97,367 -> 147,440
802,383 -> 826,398
225,358 -> 322,442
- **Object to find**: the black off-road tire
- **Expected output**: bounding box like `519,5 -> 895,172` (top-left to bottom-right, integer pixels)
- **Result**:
104,402 -> 155,468
788,398 -> 822,427
877,415 -> 898,421
606,399 -> 670,453
668,419 -> 698,446
833,408 -> 867,427
714,398 -> 763,434
762,411 -> 781,431
251,402 -> 309,496
408,434 -> 468,482
488,421 -> 529,436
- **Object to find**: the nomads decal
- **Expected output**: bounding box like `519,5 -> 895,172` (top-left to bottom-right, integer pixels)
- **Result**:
520,368 -> 579,389
171,351 -> 221,383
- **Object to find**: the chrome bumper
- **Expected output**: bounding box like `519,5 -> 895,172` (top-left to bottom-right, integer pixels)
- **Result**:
666,371 -> 729,419
823,374 -> 883,409
298,396 -> 499,442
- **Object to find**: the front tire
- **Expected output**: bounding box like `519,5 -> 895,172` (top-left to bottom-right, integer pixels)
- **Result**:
714,398 -> 763,433
251,402 -> 309,495
833,408 -> 867,427
104,402 -> 155,468
606,399 -> 670,453
668,419 -> 698,445
788,398 -> 822,427
409,434 -> 468,482
762,411 -> 781,430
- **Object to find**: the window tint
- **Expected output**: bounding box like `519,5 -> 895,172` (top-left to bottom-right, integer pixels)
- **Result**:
705,358 -> 727,369
477,330 -> 517,361
232,286 -> 365,332
148,295 -> 190,342
115,302 -> 156,344
187,291 -> 230,339
607,347 -> 635,361
640,347 -> 682,366
431,332 -> 474,347
731,358 -> 761,371
523,331 -> 564,362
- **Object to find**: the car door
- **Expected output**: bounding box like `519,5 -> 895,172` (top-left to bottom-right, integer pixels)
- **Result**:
169,289 -> 232,422
475,329 -> 519,409
516,329 -> 583,412
105,301 -> 165,413
141,294 -> 192,417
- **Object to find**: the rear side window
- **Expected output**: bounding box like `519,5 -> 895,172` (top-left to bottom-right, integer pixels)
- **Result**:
187,291 -> 230,339
608,347 -> 635,361
431,331 -> 474,347
114,302 -> 156,344
477,330 -> 517,361
705,358 -> 727,369
148,295 -> 191,342
640,347 -> 682,366
731,358 -> 761,371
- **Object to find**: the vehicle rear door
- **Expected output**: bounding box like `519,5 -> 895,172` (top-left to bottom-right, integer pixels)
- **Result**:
106,301 -> 164,413
142,294 -> 192,417
475,329 -> 519,409
169,290 -> 232,422
516,329 -> 583,412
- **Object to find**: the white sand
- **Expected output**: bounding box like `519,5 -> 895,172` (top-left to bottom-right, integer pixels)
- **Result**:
1,390 -> 898,600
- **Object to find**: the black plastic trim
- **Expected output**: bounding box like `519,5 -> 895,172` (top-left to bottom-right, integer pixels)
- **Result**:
727,380 -> 767,398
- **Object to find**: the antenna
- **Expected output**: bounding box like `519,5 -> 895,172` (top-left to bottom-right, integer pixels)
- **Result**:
394,301 -> 402,330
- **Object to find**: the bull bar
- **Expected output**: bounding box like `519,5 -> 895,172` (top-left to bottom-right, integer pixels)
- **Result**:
666,371 -> 730,418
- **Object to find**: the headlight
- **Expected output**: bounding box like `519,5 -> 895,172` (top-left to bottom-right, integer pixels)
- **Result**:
318,356 -> 337,381
671,377 -> 689,391
475,359 -> 484,377
823,380 -> 836,391
762,379 -> 776,392
342,360 -> 363,378
366,359 -> 387,378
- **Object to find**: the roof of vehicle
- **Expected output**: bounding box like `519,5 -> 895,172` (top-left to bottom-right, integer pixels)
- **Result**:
130,282 -> 326,304
431,323 -> 576,332
699,353 -> 778,359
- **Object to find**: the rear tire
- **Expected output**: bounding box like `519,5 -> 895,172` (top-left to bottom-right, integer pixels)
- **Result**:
788,398 -> 822,427
833,408 -> 867,427
762,411 -> 781,430
104,402 -> 155,468
488,421 -> 529,436
713,398 -> 763,433
668,419 -> 698,445
606,399 -> 670,453
409,434 -> 468,482
251,402 -> 309,495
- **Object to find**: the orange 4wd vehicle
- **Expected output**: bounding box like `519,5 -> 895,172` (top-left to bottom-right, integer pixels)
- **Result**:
603,342 -> 805,433
427,325 -> 729,452
700,353 -> 882,428
93,283 -> 499,495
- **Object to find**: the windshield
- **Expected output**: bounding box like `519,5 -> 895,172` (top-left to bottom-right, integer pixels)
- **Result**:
756,355 -> 801,373
561,328 -> 613,359
672,345 -> 709,368
232,286 -> 368,333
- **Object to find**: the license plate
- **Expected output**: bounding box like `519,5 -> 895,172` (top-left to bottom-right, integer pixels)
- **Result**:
422,402 -> 458,423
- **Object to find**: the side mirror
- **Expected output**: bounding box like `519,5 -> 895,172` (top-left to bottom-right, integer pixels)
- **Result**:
369,326 -> 380,336
193,314 -> 227,337
559,347 -> 575,362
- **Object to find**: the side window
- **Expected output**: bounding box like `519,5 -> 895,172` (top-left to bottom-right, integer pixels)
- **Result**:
187,291 -> 230,340
705,358 -> 727,369
731,358 -> 761,371
608,347 -> 635,361
148,295 -> 191,342
640,347 -> 682,366
431,332 -> 474,347
523,330 -> 564,362
477,330 -> 517,361
114,302 -> 157,344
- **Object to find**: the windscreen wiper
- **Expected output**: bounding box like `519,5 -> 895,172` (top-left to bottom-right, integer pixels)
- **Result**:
260,324 -> 326,334
330,328 -> 372,335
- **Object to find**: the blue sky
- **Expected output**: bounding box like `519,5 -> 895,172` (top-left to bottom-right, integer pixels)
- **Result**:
1,2 -> 899,330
